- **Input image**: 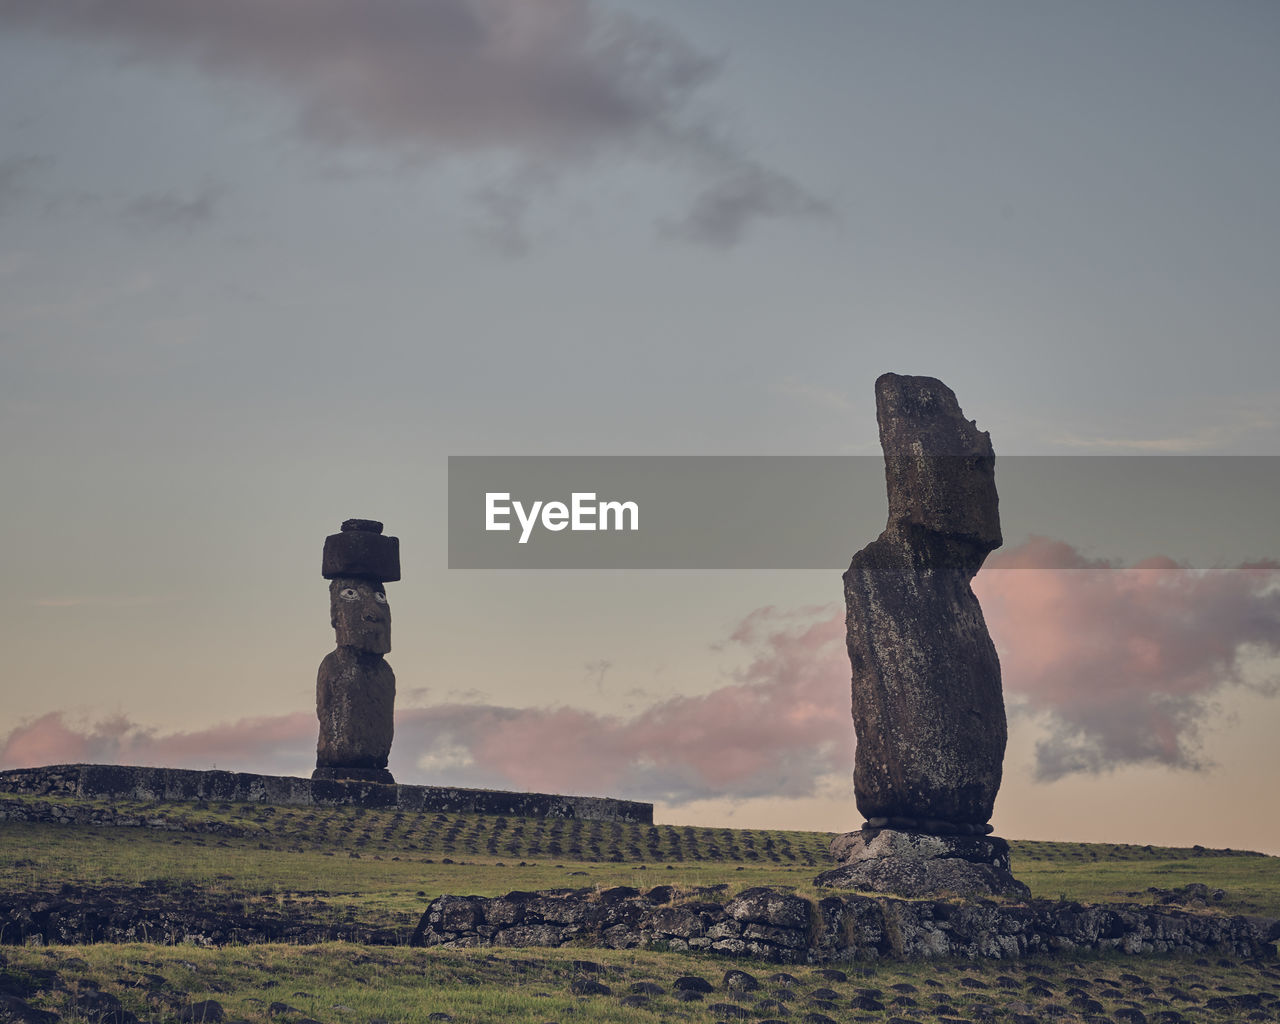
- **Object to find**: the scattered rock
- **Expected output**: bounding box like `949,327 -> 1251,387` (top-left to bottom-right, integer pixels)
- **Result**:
706,1004 -> 750,1019
722,969 -> 759,992
567,979 -> 609,996
179,1001 -> 225,1023
70,989 -> 137,1024
628,982 -> 663,996
0,994 -> 61,1024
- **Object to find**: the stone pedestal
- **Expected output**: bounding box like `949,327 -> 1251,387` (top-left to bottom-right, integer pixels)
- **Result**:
814,828 -> 1030,899
311,766 -> 395,785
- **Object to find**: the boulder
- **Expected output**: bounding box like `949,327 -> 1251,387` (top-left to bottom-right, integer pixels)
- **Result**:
815,828 -> 1031,899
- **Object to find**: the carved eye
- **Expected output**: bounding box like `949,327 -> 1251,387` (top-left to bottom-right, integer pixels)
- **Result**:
374,592 -> 388,604
339,588 -> 360,601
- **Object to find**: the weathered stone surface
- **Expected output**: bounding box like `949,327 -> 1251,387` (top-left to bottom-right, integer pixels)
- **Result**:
329,577 -> 392,654
316,519 -> 399,782
844,372 -> 1006,828
0,765 -> 654,822
405,885 -> 1280,964
315,647 -> 395,775
815,828 -> 1031,899
311,766 -> 395,785
322,523 -> 400,582
0,882 -> 406,947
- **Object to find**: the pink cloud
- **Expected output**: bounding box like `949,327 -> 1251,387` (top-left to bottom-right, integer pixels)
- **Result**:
0,711 -> 315,778
393,605 -> 851,801
0,608 -> 850,804
5,539 -> 1277,799
976,536 -> 1280,779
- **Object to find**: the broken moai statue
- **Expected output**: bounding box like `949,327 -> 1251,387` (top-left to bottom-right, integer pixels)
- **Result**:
313,519 -> 399,785
815,373 -> 1029,898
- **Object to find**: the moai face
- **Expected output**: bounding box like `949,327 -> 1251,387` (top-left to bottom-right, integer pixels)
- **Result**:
329,577 -> 391,654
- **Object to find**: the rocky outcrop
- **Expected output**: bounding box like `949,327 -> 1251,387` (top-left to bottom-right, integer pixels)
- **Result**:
0,765 -> 653,823
408,885 -> 1280,964
843,373 -> 1006,830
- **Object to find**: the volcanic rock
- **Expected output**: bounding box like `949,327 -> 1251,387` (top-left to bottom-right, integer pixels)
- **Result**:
815,828 -> 1031,899
843,372 -> 1006,828
313,521 -> 399,785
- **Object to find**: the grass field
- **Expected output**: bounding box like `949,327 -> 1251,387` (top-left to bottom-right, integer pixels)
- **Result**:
2,791 -> 1279,1023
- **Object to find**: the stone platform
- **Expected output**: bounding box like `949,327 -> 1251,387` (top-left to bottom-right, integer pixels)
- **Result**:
814,827 -> 1031,899
0,764 -> 652,824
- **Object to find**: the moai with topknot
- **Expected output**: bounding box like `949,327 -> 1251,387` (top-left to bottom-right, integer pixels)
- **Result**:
313,519 -> 399,785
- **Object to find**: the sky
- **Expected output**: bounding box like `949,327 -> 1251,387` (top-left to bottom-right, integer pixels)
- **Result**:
2,1 -> 1279,853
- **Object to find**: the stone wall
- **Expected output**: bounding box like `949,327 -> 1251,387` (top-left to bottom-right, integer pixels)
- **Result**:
0,764 -> 652,824
410,886 -> 1280,964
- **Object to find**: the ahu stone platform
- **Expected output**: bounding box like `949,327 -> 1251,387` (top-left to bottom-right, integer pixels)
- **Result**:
0,764 -> 652,824
408,886 -> 1280,964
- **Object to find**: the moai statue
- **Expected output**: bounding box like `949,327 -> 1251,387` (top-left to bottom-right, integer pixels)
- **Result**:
815,373 -> 1029,898
313,519 -> 400,785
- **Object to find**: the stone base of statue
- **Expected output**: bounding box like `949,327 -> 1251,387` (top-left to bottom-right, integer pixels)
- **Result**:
814,828 -> 1030,899
312,765 -> 395,785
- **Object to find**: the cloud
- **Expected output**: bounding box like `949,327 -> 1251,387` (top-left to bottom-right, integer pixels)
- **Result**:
0,0 -> 826,246
400,606 -> 851,801
0,710 -> 315,777
468,163 -> 556,256
125,184 -> 225,231
0,607 -> 850,804
661,162 -> 832,248
976,537 -> 1280,780
0,155 -> 47,215
8,539 -> 1275,797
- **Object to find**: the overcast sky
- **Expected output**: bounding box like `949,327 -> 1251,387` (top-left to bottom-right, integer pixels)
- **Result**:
2,1 -> 1279,853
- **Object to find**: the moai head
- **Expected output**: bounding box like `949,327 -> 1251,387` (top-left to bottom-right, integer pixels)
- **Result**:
321,519 -> 400,655
875,373 -> 1002,553
329,577 -> 391,654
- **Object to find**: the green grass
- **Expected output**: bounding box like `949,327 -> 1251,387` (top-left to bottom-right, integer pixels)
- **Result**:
5,792 -> 1280,917
3,792 -> 1280,1023
1012,839 -> 1280,918
4,941 -> 1279,1024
